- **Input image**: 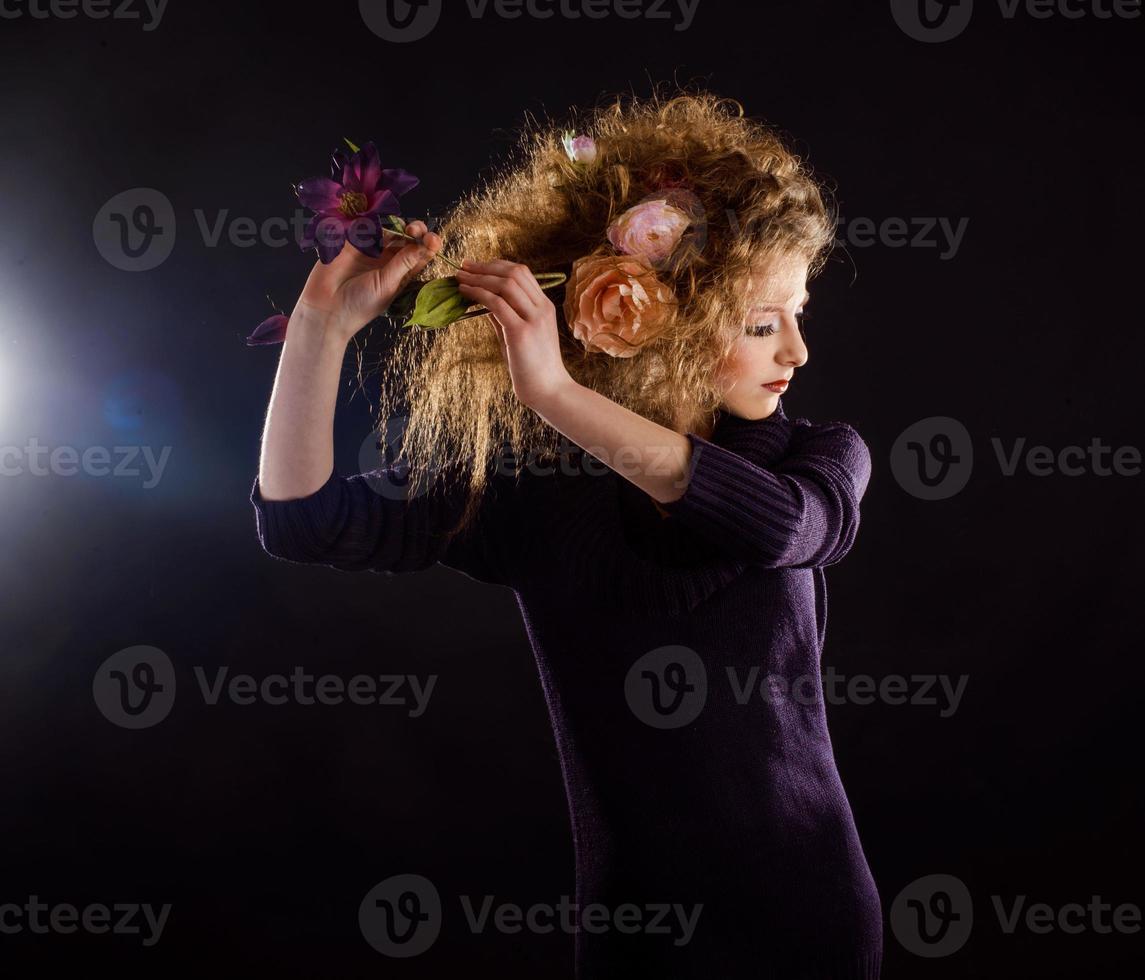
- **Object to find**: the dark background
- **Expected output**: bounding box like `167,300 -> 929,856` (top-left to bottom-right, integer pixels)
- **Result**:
1,0 -> 1141,976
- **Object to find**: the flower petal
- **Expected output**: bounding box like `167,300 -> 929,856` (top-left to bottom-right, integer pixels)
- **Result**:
345,212 -> 385,258
246,314 -> 289,346
310,216 -> 348,264
357,142 -> 383,191
364,188 -> 401,216
297,177 -> 344,213
380,167 -> 419,199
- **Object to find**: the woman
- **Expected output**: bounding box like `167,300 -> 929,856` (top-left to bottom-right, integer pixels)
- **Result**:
252,90 -> 882,978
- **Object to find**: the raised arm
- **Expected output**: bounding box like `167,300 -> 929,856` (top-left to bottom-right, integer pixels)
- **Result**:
658,420 -> 872,568
258,220 -> 440,502
250,221 -> 514,584
251,461 -> 513,584
522,376 -> 869,569
449,257 -> 870,570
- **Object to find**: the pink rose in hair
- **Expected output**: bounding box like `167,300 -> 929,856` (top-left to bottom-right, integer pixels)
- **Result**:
606,199 -> 692,266
562,131 -> 597,164
563,255 -> 677,358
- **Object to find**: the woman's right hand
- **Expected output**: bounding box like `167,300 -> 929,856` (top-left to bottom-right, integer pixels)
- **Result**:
293,220 -> 442,341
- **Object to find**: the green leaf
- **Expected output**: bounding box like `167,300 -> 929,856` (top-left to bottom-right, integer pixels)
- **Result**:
383,280 -> 420,321
343,137 -> 361,154
386,214 -> 407,233
402,277 -> 472,330
400,271 -> 569,331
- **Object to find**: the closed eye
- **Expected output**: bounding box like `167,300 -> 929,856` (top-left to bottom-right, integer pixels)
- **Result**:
745,310 -> 810,339
746,321 -> 778,337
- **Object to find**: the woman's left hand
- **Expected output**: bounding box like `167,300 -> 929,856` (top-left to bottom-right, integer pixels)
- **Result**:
456,259 -> 573,410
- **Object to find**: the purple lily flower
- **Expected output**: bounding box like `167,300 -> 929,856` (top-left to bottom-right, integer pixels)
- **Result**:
296,141 -> 419,264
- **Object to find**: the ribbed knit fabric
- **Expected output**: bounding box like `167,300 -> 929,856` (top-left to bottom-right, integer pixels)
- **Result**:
250,400 -> 882,979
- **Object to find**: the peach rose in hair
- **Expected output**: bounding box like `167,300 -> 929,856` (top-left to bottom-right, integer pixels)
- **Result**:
564,255 -> 677,358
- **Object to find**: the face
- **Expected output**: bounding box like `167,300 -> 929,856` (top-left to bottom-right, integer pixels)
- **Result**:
716,254 -> 810,420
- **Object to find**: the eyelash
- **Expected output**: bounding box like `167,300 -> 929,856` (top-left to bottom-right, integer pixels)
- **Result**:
746,311 -> 810,338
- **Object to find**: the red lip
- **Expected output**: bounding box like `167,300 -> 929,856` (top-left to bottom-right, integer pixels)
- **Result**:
762,379 -> 790,393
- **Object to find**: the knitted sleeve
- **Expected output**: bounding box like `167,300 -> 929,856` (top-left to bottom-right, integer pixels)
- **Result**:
249,463 -> 515,587
658,421 -> 872,569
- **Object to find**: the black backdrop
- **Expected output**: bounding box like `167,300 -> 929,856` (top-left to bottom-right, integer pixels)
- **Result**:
0,1 -> 1141,976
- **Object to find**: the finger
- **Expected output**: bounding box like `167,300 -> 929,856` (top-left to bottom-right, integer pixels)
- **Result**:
380,234 -> 407,259
457,283 -> 527,331
463,260 -> 546,306
457,270 -> 539,314
462,258 -> 519,274
381,220 -> 438,256
460,275 -> 537,322
375,241 -> 434,299
507,263 -> 549,306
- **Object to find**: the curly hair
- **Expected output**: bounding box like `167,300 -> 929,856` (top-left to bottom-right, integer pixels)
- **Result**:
371,85 -> 836,537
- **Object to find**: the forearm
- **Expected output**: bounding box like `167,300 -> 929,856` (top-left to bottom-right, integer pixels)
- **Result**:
528,379 -> 692,504
257,306 -> 351,501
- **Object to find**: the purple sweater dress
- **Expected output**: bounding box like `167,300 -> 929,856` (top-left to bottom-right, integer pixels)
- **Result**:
250,399 -> 883,979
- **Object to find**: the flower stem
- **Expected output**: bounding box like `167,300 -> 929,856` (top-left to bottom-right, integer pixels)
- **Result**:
383,228 -> 464,271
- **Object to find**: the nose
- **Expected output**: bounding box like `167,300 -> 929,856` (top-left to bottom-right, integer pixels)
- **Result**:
778,316 -> 808,369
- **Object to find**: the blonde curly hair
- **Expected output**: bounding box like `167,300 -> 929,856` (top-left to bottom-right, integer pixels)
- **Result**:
371,85 -> 836,536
